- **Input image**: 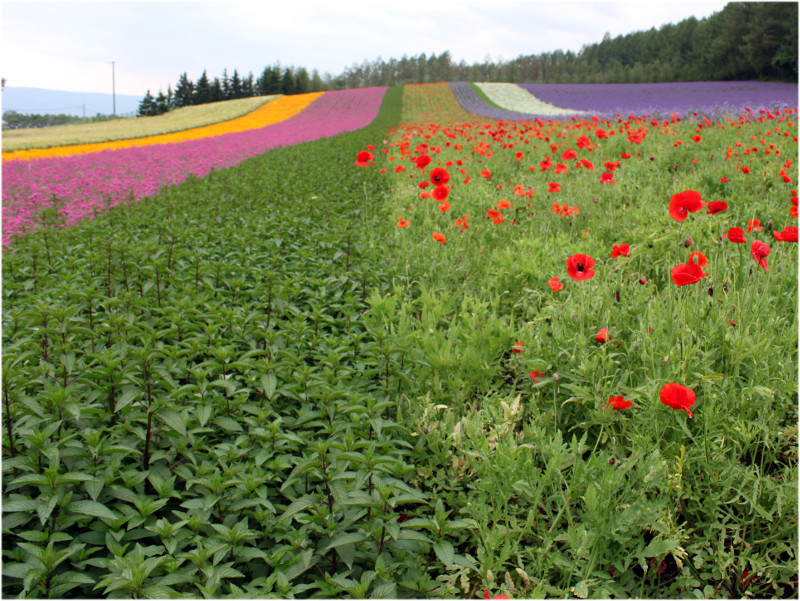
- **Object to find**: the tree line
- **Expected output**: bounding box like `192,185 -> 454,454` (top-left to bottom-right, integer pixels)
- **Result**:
137,1 -> 796,117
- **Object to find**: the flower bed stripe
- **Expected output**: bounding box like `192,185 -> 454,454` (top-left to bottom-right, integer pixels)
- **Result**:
2,96 -> 278,153
2,87 -> 387,246
517,81 -> 800,116
475,82 -> 585,116
449,82 -> 549,120
2,92 -> 323,162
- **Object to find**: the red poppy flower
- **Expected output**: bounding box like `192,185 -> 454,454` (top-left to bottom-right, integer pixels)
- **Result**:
480,169 -> 492,179
418,181 -> 430,189
395,165 -> 406,173
429,167 -> 450,185
726,227 -> 746,243
566,254 -> 595,281
415,154 -> 432,169
706,201 -> 727,214
668,190 -> 705,222
438,201 -> 450,213
432,185 -> 449,201
497,199 -> 513,210
512,340 -> 524,353
580,158 -> 594,170
659,383 -> 695,418
773,226 -> 798,242
747,219 -> 763,232
751,240 -> 770,270
548,276 -> 564,291
720,177 -> 730,183
688,251 -> 708,267
515,151 -> 523,161
455,215 -> 469,231
396,217 -> 410,228
484,589 -> 509,600
742,166 -> 750,174
562,149 -> 578,160
670,262 -> 708,286
529,369 -> 545,382
595,328 -> 612,343
555,162 -> 568,174
611,243 -> 630,258
576,135 -> 592,149
600,172 -> 616,184
548,182 -> 561,193
432,232 -> 446,244
595,128 -> 608,139
604,396 -> 633,410
692,135 -> 702,143
355,150 -> 375,166
487,208 -> 504,224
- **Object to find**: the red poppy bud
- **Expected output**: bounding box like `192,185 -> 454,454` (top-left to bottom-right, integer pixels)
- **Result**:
751,240 -> 770,270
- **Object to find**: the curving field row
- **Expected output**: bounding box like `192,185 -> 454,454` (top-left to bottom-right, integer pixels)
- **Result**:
2,93 -> 322,161
1,96 -> 278,153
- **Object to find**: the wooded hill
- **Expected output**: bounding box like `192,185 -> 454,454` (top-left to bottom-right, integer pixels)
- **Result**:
138,2 -> 797,116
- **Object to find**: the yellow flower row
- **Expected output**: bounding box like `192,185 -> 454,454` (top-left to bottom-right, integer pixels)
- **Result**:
2,92 -> 325,162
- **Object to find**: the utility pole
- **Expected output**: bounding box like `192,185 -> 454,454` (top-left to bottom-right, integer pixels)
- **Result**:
110,60 -> 116,116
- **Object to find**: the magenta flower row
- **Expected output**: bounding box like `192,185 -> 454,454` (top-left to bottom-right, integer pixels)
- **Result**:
1,87 -> 388,247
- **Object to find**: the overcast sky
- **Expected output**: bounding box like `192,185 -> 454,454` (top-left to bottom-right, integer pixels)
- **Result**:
3,0 -> 730,97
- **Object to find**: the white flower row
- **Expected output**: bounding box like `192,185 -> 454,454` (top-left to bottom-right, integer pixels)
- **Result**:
475,83 -> 586,116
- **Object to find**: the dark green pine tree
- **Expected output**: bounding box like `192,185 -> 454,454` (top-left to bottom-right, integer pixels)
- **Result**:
242,72 -> 255,97
173,72 -> 194,107
154,90 -> 170,114
231,69 -> 243,98
193,70 -> 211,105
221,68 -> 231,99
281,67 -> 296,95
137,90 -> 157,116
210,78 -> 223,102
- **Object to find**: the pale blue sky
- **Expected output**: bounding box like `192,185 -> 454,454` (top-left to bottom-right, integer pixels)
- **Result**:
3,0 -> 730,96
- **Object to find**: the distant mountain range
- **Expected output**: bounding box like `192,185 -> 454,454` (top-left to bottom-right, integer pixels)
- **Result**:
2,87 -> 143,117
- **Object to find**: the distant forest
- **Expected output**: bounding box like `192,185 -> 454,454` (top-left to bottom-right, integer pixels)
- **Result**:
135,1 -> 795,116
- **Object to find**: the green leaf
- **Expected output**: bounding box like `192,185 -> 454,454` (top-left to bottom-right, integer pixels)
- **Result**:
213,416 -> 243,432
279,495 -> 317,524
573,580 -> 590,599
433,540 -> 454,567
67,500 -> 118,520
197,403 -> 212,427
115,386 -> 140,411
323,532 -> 367,552
159,408 -> 186,437
262,372 -> 277,400
2,499 -> 41,512
642,538 -> 679,558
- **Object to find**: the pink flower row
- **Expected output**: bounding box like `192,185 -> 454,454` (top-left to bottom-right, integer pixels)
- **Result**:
1,87 -> 387,247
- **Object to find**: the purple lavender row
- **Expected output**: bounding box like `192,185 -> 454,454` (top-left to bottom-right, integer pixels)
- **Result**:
2,87 -> 387,247
517,81 -> 799,117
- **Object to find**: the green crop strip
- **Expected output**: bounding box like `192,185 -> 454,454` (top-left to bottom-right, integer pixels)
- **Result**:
2,86 -> 473,599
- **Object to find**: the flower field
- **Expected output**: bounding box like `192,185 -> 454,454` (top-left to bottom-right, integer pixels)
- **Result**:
1,96 -> 276,153
2,81 -> 798,599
